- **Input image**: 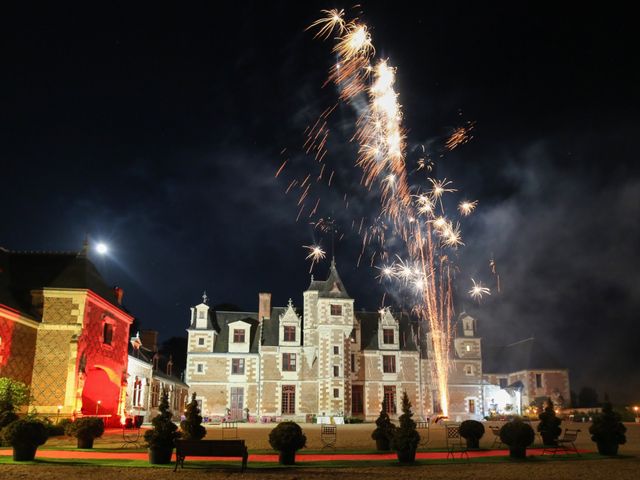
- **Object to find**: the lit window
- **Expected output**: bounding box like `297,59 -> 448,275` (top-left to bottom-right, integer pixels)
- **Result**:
333,388 -> 339,398
383,355 -> 396,373
283,326 -> 296,342
330,304 -> 342,316
468,399 -> 476,414
333,365 -> 340,377
198,337 -> 205,346
282,353 -> 296,372
103,323 -> 113,345
465,344 -> 471,352
333,346 -> 339,355
233,329 -> 245,343
231,358 -> 245,374
383,329 -> 394,344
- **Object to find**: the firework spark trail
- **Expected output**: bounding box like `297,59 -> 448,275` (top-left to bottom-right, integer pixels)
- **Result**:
304,10 -> 482,416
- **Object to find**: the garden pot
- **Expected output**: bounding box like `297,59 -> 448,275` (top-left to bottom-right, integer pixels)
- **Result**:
596,442 -> 619,456
279,450 -> 296,465
77,437 -> 94,449
148,446 -> 174,464
376,438 -> 391,451
396,448 -> 416,463
465,438 -> 480,449
12,445 -> 37,461
509,446 -> 527,458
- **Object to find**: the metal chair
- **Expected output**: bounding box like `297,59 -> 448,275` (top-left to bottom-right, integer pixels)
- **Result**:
489,424 -> 504,448
320,424 -> 337,450
221,421 -> 238,439
542,428 -> 581,456
120,422 -> 141,448
416,421 -> 430,448
445,424 -> 469,460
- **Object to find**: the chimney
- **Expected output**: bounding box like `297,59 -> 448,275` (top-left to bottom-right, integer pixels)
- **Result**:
114,286 -> 124,305
141,330 -> 158,353
258,292 -> 271,321
166,355 -> 173,376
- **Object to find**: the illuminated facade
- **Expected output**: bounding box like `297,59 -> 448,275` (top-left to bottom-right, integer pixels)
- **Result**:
186,260 -> 485,421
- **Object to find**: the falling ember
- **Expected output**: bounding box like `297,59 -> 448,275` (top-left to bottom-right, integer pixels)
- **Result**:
445,121 -> 475,151
469,279 -> 491,301
458,200 -> 478,216
303,245 -> 326,273
275,159 -> 288,178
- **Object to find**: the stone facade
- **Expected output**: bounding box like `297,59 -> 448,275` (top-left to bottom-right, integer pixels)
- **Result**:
186,261 -> 485,421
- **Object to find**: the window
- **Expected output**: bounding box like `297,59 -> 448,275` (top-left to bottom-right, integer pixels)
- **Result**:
330,304 -> 342,316
333,346 -> 339,355
465,344 -> 471,352
233,329 -> 245,343
499,378 -> 508,389
465,365 -> 473,376
283,326 -> 296,342
333,365 -> 340,377
468,399 -> 476,414
198,311 -> 205,319
230,387 -> 244,419
384,386 -> 396,414
133,377 -> 143,407
282,385 -> 295,414
352,385 -> 363,414
196,363 -> 204,373
333,388 -> 340,398
383,328 -> 394,344
151,382 -> 160,407
198,337 -> 205,345
383,355 -> 396,373
350,353 -> 355,372
282,353 -> 296,372
103,323 -> 113,345
536,373 -> 542,388
231,358 -> 245,375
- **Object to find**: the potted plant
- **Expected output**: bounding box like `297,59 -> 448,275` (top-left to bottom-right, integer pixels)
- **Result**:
459,419 -> 485,449
589,401 -> 626,455
1,419 -> 48,461
180,393 -> 206,440
371,399 -> 396,451
499,419 -> 535,458
268,421 -> 307,465
144,391 -> 181,464
391,392 -> 420,463
537,399 -> 561,446
65,417 -> 105,448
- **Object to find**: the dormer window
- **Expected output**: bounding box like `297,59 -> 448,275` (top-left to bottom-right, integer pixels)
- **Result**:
103,323 -> 114,345
284,326 -> 296,342
198,337 -> 205,346
383,329 -> 394,344
330,304 -> 342,316
233,329 -> 245,343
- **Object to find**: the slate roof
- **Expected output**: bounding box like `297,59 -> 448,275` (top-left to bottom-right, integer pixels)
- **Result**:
0,246 -> 121,319
482,337 -> 566,374
210,311 -> 261,353
307,259 -> 351,299
357,310 -> 419,352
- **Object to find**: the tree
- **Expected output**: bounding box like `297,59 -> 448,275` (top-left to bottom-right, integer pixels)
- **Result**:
144,390 -> 180,449
578,386 -> 599,407
371,399 -> 396,450
180,393 -> 206,440
391,392 -> 420,462
537,399 -> 562,446
0,378 -> 30,429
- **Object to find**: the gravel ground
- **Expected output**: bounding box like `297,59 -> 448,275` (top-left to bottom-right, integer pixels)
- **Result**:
1,421 -> 638,480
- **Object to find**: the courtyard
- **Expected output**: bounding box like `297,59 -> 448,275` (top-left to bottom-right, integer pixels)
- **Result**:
1,421 -> 638,479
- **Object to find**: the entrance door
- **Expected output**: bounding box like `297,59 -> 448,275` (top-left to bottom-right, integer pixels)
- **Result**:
230,387 -> 244,420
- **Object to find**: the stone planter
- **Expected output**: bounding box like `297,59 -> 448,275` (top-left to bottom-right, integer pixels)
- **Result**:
12,445 -> 37,461
278,450 -> 296,465
596,442 -> 619,456
148,446 -> 174,464
77,437 -> 94,449
396,448 -> 416,463
509,446 -> 527,458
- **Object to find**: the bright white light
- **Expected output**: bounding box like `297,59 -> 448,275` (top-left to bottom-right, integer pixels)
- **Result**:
96,243 -> 108,255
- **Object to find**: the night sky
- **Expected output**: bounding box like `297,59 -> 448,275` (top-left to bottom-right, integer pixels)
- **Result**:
2,2 -> 638,402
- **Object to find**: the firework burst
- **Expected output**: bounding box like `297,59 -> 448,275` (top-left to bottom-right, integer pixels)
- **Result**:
303,245 -> 326,273
469,278 -> 491,301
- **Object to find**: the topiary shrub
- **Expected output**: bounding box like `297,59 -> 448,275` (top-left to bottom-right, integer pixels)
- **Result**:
65,417 -> 105,448
589,401 -> 626,455
537,399 -> 562,446
500,419 -> 535,458
1,418 -> 48,461
180,393 -> 206,440
144,390 -> 181,464
459,419 -> 485,449
371,399 -> 396,451
391,392 -> 420,463
268,421 -> 307,465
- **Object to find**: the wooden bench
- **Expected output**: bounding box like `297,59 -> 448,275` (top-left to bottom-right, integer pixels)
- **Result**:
174,439 -> 248,472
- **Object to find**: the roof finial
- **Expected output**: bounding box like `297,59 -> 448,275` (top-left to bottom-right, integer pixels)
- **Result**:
202,291 -> 208,304
331,256 -> 336,269
288,298 -> 293,308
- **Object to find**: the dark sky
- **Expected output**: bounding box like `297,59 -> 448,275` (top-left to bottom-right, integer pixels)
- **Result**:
2,2 -> 638,402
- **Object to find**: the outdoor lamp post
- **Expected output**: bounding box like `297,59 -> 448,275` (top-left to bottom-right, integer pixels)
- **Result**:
634,406 -> 639,423
96,400 -> 101,415
57,405 -> 62,424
